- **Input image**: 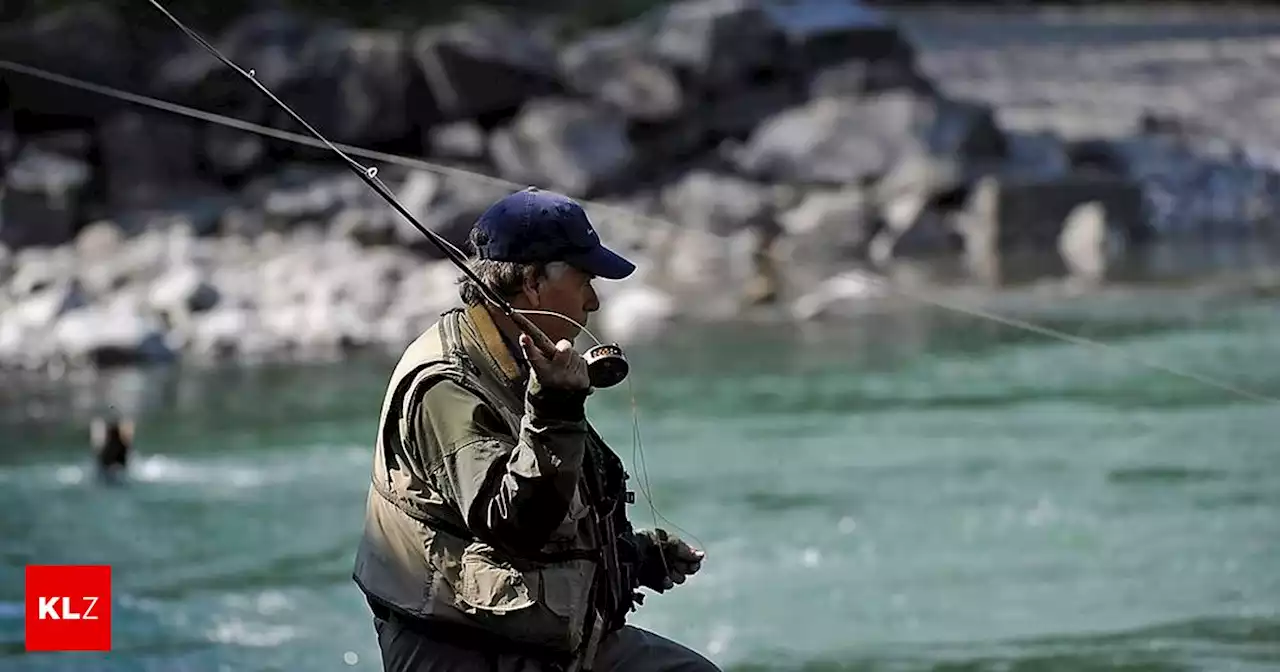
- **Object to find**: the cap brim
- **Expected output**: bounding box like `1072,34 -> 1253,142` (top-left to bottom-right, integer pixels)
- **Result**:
565,244 -> 636,280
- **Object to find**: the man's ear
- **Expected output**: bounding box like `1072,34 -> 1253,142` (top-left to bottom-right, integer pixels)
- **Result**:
520,272 -> 542,308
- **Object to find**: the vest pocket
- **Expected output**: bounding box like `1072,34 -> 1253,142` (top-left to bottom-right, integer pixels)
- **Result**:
538,562 -> 591,622
456,544 -> 537,614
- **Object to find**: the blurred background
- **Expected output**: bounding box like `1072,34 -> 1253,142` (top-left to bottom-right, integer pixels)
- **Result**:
2,0 -> 1279,670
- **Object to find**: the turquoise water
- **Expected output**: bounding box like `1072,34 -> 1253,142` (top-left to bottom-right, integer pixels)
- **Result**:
0,286 -> 1277,672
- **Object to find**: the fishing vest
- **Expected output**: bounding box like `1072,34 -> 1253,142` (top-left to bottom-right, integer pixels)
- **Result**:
352,305 -> 639,658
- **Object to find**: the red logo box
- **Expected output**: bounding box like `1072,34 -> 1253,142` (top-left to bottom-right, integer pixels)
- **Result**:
25,565 -> 112,652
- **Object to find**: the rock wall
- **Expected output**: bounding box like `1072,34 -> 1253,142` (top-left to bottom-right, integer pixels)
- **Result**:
2,0 -> 1279,372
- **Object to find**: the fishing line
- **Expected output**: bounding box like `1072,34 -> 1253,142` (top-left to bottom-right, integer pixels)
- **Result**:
4,35 -> 1278,563
865,276 -> 1280,406
509,306 -> 705,562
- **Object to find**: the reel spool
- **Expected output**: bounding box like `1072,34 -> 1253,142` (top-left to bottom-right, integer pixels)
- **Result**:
584,343 -> 629,389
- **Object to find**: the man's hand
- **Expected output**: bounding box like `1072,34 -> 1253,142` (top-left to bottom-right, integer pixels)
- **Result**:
520,334 -> 590,391
640,529 -> 705,592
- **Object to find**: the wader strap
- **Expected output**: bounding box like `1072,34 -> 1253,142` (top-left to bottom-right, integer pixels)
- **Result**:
566,589 -> 605,672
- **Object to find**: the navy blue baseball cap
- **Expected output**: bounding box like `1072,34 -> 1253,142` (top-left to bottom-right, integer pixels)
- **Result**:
472,187 -> 636,280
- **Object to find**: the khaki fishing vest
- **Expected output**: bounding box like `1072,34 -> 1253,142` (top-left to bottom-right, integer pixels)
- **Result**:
352,305 -> 624,656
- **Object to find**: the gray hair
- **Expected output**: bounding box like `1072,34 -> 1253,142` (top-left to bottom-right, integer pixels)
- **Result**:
457,254 -> 572,307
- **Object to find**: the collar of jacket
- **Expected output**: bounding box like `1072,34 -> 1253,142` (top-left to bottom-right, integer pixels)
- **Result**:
463,303 -> 528,389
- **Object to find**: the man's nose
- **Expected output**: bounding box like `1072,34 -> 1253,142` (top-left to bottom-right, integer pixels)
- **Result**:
584,284 -> 600,312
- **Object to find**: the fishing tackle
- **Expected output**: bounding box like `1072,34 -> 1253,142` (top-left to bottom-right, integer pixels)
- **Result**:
141,0 -> 630,389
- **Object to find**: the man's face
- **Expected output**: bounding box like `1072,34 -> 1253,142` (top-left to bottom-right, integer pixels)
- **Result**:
526,263 -> 600,344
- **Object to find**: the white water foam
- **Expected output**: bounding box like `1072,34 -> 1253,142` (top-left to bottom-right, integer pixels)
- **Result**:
2,445 -> 369,491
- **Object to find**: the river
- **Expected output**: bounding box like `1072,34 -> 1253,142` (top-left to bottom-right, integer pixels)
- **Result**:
1,270 -> 1278,670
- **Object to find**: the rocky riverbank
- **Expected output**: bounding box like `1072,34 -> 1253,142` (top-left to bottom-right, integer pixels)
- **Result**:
2,0 -> 1279,372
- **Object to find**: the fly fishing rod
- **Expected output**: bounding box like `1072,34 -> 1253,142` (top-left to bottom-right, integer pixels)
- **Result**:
141,0 -> 630,388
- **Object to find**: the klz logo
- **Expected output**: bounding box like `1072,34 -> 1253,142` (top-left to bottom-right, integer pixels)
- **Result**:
25,565 -> 112,652
37,597 -> 101,620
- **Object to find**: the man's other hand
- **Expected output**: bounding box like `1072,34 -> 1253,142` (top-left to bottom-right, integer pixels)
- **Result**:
646,529 -> 705,592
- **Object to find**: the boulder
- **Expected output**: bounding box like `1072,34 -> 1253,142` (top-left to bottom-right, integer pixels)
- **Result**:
201,124 -> 268,181
700,80 -> 799,142
74,220 -> 127,259
74,226 -> 196,300
777,188 -> 877,268
652,226 -> 764,313
155,11 -> 417,153
96,110 -> 214,216
867,195 -> 959,264
149,265 -> 221,318
332,168 -> 509,257
254,168 -> 378,230
427,121 -> 489,163
731,96 -> 899,186
732,91 -> 1006,186
52,304 -> 175,368
958,174 -> 1147,264
6,246 -> 78,297
0,4 -> 134,126
559,24 -> 686,122
331,169 -> 439,248
627,116 -> 710,166
578,191 -> 669,255
0,105 -> 20,171
152,9 -> 327,128
412,10 -> 561,122
410,172 -> 513,256
181,306 -> 262,362
304,29 -> 417,147
649,0 -> 785,93
0,146 -> 91,249
1058,201 -> 1127,283
658,170 -> 777,236
7,280 -> 89,331
489,98 -> 637,198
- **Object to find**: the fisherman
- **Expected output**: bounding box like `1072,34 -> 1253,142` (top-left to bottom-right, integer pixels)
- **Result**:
352,187 -> 719,672
90,415 -> 134,483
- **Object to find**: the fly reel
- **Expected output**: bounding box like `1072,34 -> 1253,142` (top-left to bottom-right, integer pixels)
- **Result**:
584,343 -> 629,389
